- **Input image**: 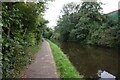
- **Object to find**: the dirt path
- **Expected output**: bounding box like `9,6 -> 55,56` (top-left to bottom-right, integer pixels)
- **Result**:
24,41 -> 59,78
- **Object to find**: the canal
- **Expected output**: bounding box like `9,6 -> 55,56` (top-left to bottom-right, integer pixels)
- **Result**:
56,41 -> 120,78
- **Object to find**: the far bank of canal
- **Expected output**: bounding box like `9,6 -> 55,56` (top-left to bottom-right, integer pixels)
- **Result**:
56,41 -> 120,78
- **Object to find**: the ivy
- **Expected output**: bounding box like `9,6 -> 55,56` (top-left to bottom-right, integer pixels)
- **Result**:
2,2 -> 48,77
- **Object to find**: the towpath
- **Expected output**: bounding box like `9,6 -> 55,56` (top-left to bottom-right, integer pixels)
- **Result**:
24,41 -> 59,78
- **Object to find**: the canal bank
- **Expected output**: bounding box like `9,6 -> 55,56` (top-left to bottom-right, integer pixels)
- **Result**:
48,40 -> 84,79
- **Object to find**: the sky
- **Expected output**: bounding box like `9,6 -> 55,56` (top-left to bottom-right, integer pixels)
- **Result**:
44,0 -> 120,28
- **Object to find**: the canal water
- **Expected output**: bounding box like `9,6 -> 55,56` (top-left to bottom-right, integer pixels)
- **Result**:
56,41 -> 120,78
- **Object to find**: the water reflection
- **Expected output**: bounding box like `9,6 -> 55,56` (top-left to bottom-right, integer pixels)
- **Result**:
56,41 -> 120,78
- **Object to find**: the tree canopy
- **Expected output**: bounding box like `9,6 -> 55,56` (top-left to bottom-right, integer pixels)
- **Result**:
2,2 -> 49,77
54,2 -> 119,47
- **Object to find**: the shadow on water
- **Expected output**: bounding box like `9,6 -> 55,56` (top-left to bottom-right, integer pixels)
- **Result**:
56,41 -> 120,78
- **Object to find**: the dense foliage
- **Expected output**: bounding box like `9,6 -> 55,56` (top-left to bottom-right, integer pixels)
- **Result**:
42,27 -> 53,39
2,2 -> 48,77
54,2 -> 119,47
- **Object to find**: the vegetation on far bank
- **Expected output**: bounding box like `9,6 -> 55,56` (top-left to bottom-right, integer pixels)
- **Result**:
48,40 -> 83,79
52,2 -> 119,48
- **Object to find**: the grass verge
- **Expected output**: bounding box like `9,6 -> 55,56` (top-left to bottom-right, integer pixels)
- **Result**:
48,40 -> 84,79
13,41 -> 42,78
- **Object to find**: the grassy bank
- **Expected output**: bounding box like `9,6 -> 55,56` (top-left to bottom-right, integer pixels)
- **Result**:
48,40 -> 83,79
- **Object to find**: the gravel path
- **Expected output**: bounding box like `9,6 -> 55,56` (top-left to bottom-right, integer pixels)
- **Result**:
24,41 -> 59,78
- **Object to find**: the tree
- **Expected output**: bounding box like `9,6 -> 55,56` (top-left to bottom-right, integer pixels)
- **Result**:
56,2 -> 80,41
2,2 -> 48,77
55,1 -> 119,47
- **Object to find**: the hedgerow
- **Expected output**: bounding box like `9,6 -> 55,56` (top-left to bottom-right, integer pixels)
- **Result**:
2,2 -> 48,77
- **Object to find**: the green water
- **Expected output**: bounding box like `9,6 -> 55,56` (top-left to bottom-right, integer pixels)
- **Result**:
56,41 -> 120,78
